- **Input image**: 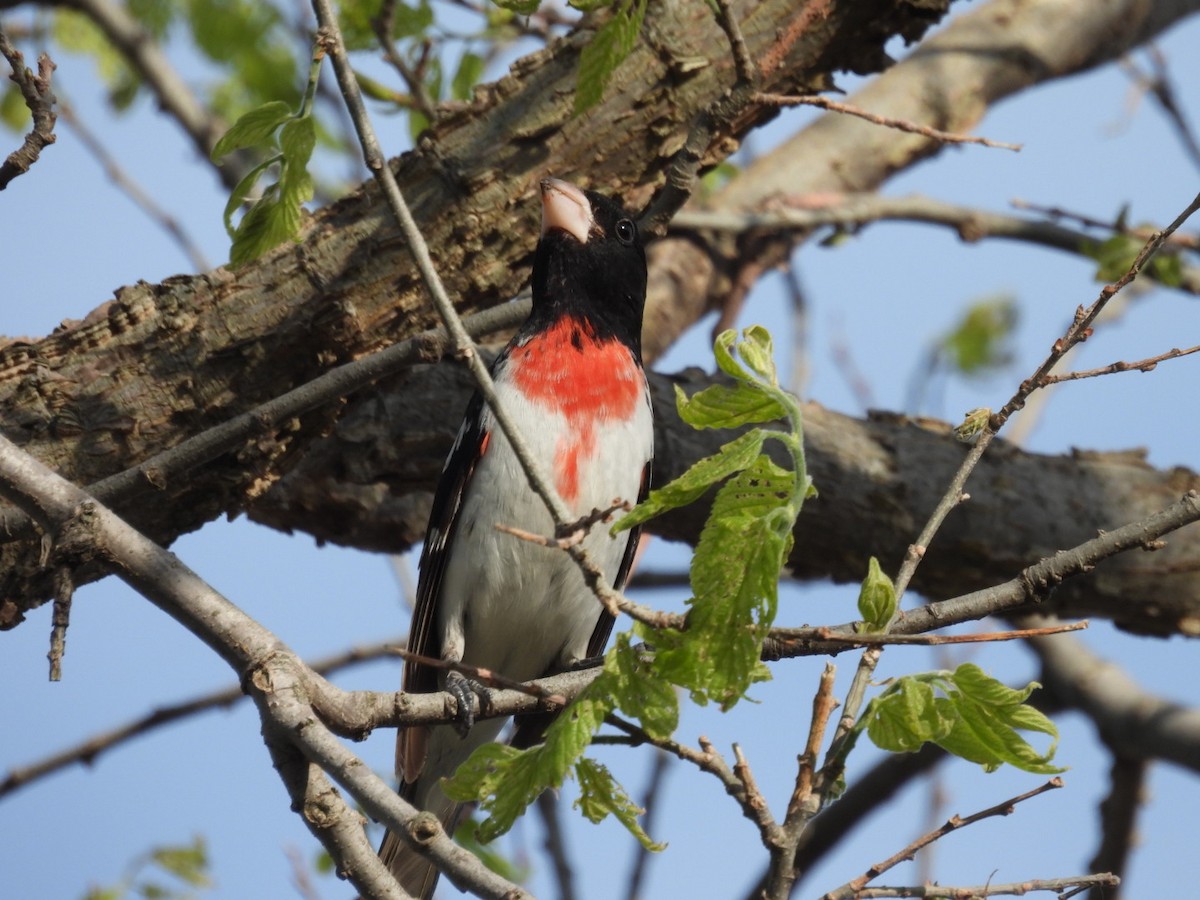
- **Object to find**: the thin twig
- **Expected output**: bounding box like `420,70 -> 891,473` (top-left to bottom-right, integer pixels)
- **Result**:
495,500 -> 633,549
536,791 -> 578,900
57,98 -> 210,271
786,663 -> 837,820
394,648 -> 570,707
714,0 -> 753,84
1041,343 -> 1200,383
836,873 -> 1118,898
810,620 -> 1088,646
0,32 -> 57,190
671,196 -> 1200,294
372,0 -> 439,123
1087,756 -> 1146,900
625,749 -> 672,900
821,778 -> 1064,899
0,639 -> 401,800
757,93 -> 1021,151
67,0 -> 241,187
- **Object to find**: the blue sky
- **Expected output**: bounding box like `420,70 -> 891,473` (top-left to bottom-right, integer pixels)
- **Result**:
3,5 -> 1200,898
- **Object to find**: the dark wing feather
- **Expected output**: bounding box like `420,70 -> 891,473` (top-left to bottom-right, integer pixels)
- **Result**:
397,389 -> 489,785
403,389 -> 489,695
585,457 -> 652,658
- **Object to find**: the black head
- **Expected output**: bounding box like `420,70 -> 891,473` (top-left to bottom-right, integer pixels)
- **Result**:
530,178 -> 648,358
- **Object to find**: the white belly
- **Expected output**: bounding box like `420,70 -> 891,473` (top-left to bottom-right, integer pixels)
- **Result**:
434,376 -> 652,682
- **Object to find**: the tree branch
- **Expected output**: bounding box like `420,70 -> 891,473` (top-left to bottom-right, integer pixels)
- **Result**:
0,31 -> 56,190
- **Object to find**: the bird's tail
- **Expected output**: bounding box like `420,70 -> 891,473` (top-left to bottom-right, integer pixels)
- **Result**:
379,718 -> 505,897
378,781 -> 462,900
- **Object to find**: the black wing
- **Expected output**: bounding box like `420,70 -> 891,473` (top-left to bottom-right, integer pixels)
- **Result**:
585,456 -> 652,659
402,389 -> 489,697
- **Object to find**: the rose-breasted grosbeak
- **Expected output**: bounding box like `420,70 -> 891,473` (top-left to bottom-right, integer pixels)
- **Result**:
379,178 -> 653,897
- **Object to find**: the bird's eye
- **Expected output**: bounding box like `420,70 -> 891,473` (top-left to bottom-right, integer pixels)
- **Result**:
614,218 -> 636,245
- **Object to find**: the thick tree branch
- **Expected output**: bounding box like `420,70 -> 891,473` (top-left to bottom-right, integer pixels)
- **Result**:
0,31 -> 56,190
0,0 -> 951,627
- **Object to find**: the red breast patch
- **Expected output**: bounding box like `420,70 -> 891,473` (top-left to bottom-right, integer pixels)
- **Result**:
508,317 -> 642,503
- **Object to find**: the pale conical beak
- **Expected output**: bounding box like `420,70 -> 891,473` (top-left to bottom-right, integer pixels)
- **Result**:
540,178 -> 594,244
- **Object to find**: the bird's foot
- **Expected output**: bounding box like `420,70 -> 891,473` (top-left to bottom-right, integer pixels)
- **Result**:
446,670 -> 493,738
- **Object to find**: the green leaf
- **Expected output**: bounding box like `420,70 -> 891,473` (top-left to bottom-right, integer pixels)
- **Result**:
737,325 -> 778,385
493,0 -> 542,16
279,115 -> 316,169
211,100 -> 292,161
0,86 -> 29,131
221,155 -> 278,239
151,837 -> 211,887
608,633 -> 678,739
574,0 -> 647,114
1150,251 -> 1184,287
1083,234 -> 1142,283
659,455 -> 793,709
575,759 -> 665,851
613,428 -> 765,533
229,187 -> 301,267
939,296 -> 1017,376
856,556 -> 896,632
452,52 -> 486,101
712,329 -> 750,382
863,667 -> 1064,775
452,817 -> 528,882
675,382 -> 787,430
864,680 -> 954,753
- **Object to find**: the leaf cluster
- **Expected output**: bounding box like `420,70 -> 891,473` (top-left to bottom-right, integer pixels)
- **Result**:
861,663 -> 1064,775
82,837 -> 211,900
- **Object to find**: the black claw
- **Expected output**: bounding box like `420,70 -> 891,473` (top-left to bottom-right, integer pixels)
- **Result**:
446,671 -> 476,737
446,671 -> 496,738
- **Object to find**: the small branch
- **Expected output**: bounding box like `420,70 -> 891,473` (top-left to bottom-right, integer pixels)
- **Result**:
820,778 -> 1064,900
1088,756 -> 1146,900
606,716 -> 785,851
671,195 -> 1200,294
1120,47 -> 1200,173
372,0 -> 439,123
786,663 -> 837,821
0,638 -> 401,801
48,566 -> 73,680
1041,343 -> 1200,384
714,0 -> 753,84
495,500 -> 633,550
835,873 -> 1118,899
536,791 -> 578,900
0,32 -> 57,190
65,0 -> 241,188
57,98 -> 210,271
756,93 -> 1021,151
394,647 -> 570,707
808,620 -> 1088,647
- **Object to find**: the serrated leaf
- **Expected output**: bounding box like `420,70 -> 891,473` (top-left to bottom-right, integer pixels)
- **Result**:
613,429 -> 765,533
574,0 -> 646,114
608,633 -> 678,738
856,556 -> 896,632
675,382 -> 787,430
575,759 -> 665,851
737,325 -> 777,384
279,115 -> 316,168
950,663 -> 1036,707
661,456 -> 793,708
865,680 -> 954,752
211,100 -> 292,161
712,329 -> 750,382
230,188 -> 300,266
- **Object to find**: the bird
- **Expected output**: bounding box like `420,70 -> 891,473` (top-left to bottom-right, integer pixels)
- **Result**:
378,177 -> 653,898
